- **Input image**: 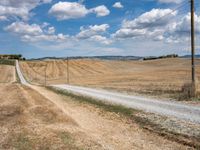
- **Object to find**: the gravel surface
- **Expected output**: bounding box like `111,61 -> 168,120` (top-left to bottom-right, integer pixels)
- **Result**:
16,60 -> 200,124
16,60 -> 29,86
52,84 -> 200,124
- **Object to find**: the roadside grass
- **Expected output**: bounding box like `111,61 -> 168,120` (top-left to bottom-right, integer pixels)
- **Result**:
47,86 -> 200,149
12,133 -> 33,150
58,132 -> 81,150
0,59 -> 15,66
11,132 -> 81,150
46,86 -> 137,117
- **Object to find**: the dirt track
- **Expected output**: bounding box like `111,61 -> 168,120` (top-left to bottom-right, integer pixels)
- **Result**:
0,64 -> 192,149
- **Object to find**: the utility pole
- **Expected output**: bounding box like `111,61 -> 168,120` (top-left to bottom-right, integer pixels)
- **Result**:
67,57 -> 69,84
190,0 -> 196,96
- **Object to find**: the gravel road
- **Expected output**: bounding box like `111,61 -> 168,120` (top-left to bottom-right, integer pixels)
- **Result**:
52,84 -> 200,124
16,60 -> 29,86
16,60 -> 200,124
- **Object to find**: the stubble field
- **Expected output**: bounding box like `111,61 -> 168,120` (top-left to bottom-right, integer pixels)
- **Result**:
20,58 -> 200,100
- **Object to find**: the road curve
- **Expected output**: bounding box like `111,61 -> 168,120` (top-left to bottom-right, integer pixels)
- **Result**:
15,60 -> 200,123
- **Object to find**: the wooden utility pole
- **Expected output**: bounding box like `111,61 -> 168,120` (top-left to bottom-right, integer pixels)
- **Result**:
67,57 -> 69,84
190,0 -> 196,95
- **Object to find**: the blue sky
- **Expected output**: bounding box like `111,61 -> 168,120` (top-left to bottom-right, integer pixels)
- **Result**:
0,0 -> 200,58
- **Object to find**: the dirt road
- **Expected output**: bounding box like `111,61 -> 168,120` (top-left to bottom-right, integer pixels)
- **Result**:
52,84 -> 200,124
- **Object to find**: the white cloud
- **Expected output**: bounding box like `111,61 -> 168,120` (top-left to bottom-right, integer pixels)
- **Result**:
49,2 -> 110,20
4,22 -> 111,45
0,5 -> 29,20
76,24 -> 111,44
113,8 -> 177,40
5,22 -> 43,36
77,24 -> 109,39
113,7 -> 200,45
122,9 -> 177,29
114,28 -> 147,39
0,0 -> 52,21
165,13 -> 200,43
90,35 -> 112,45
4,22 -> 68,42
113,2 -> 123,9
158,0 -> 183,4
48,1 -> 89,20
91,5 -> 110,17
47,26 -> 55,34
168,13 -> 200,35
0,16 -> 7,21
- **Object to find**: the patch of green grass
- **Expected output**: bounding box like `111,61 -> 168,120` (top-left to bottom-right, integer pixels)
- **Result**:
191,97 -> 200,101
14,134 -> 32,150
59,132 -> 72,145
59,132 -> 82,150
47,86 -> 137,117
0,59 -> 15,66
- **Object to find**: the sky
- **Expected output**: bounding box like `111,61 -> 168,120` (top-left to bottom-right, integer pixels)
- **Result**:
0,0 -> 200,58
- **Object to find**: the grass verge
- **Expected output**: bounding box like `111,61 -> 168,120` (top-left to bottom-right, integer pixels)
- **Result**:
47,86 -> 136,117
0,59 -> 15,66
47,86 -> 200,149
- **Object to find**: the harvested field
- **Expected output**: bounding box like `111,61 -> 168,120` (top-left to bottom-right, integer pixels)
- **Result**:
0,63 -> 197,149
20,58 -> 200,99
0,65 -> 15,83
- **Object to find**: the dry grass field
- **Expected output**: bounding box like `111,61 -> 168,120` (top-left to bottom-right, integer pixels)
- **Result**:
0,64 -> 191,149
20,58 -> 200,100
0,65 -> 15,83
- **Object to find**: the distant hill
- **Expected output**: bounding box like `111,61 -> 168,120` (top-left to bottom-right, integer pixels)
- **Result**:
30,56 -> 143,61
180,55 -> 200,58
29,54 -> 200,61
